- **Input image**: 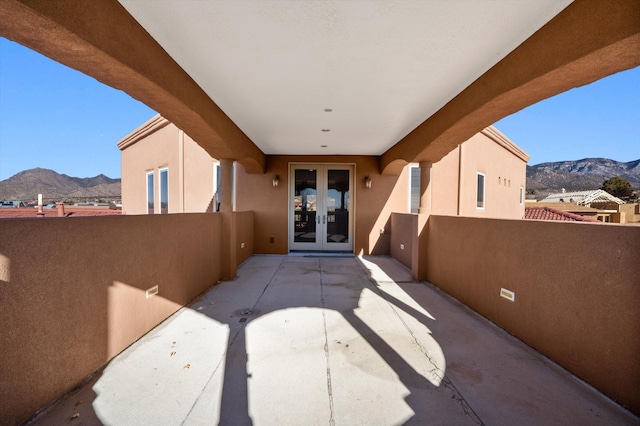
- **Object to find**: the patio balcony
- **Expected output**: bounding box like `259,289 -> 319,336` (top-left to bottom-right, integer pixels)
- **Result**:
0,212 -> 638,425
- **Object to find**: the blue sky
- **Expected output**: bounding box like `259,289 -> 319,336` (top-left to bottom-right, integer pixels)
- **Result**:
495,65 -> 639,165
0,38 -> 155,181
0,36 -> 638,181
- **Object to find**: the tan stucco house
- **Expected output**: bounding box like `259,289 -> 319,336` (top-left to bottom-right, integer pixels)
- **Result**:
1,1 -> 639,424
117,115 -> 222,215
118,115 -> 529,254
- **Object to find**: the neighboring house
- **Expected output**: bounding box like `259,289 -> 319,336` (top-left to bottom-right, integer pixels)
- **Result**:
527,201 -> 640,223
119,116 -> 528,240
537,190 -> 640,223
0,200 -> 25,208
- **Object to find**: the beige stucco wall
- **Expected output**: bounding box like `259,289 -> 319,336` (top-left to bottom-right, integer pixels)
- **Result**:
121,121 -> 526,254
618,203 -> 640,223
390,213 -> 416,269
409,128 -> 527,219
0,214 -> 223,425
430,145 -> 461,216
235,211 -> 255,266
235,155 -> 411,255
456,132 -> 527,219
232,129 -> 525,255
120,120 -> 216,215
183,132 -> 217,212
121,123 -> 178,215
426,215 -> 640,414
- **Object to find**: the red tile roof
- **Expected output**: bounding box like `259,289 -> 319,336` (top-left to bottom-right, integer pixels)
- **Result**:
525,207 -> 599,222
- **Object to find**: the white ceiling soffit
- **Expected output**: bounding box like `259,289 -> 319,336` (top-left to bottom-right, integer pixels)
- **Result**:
119,0 -> 572,156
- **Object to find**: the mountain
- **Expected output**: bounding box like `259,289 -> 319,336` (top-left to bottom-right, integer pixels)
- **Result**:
527,158 -> 640,199
0,168 -> 121,202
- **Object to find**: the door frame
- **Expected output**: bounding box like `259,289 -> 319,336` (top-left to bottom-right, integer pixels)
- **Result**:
288,163 -> 355,252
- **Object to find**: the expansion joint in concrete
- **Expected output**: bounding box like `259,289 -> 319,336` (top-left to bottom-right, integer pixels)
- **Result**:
357,261 -> 484,425
181,256 -> 287,425
319,262 -> 336,426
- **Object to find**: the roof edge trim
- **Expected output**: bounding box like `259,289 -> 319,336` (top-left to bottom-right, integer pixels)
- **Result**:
117,114 -> 169,151
481,126 -> 530,163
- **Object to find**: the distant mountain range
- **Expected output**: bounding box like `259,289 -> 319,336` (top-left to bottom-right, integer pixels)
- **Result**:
0,168 -> 121,202
527,158 -> 640,199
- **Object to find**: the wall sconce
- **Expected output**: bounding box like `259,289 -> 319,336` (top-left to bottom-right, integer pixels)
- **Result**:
272,174 -> 279,188
364,176 -> 372,189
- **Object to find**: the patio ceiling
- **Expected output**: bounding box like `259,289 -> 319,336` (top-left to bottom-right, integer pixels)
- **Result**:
1,1 -> 638,173
118,0 -> 571,157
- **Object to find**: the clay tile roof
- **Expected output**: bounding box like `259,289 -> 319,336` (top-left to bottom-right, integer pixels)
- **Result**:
525,207 -> 600,223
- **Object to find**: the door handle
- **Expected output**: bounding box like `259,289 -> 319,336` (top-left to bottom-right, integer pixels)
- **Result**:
323,215 -> 326,224
317,214 -> 320,224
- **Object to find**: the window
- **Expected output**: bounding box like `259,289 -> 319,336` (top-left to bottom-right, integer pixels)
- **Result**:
476,172 -> 485,209
146,171 -> 154,214
519,187 -> 524,205
409,165 -> 420,213
159,167 -> 169,214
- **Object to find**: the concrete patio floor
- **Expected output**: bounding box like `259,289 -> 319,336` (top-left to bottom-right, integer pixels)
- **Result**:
28,255 -> 638,425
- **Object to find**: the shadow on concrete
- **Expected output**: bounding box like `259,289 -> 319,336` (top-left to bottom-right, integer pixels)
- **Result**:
194,255 -> 480,425
26,255 -> 639,425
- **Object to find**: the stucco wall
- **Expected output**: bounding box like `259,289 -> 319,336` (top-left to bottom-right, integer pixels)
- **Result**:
390,213 -> 416,269
121,122 -> 216,215
121,122 -> 525,252
0,214 -> 222,425
235,211 -> 255,266
430,145 -> 461,216
426,216 -> 640,414
183,132 -> 216,212
409,129 -> 527,219
235,155 -> 410,255
457,133 -> 526,219
121,123 -> 180,215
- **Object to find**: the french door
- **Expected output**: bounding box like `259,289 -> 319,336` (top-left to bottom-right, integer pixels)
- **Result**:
289,164 -> 354,252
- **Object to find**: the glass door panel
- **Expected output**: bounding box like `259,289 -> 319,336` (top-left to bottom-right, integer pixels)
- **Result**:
293,169 -> 318,245
326,169 -> 350,245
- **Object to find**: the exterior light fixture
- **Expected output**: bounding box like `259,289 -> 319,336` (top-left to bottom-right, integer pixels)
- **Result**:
365,176 -> 372,189
272,174 -> 279,188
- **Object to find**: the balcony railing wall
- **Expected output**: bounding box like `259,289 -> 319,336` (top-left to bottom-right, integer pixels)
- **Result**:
0,212 -> 254,425
391,213 -> 640,415
2,211 -> 637,422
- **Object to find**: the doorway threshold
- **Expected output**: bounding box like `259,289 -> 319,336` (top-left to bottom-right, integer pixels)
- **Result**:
288,251 -> 355,258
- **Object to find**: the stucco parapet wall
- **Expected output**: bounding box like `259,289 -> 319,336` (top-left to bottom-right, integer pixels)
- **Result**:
481,126 -> 530,163
117,114 -> 169,151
